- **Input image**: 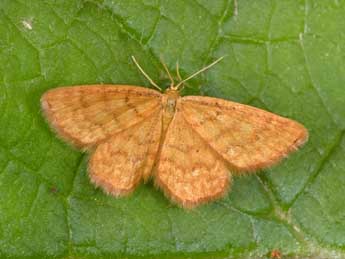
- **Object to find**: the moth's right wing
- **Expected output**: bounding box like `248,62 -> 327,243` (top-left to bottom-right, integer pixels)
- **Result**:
41,85 -> 162,149
179,96 -> 308,172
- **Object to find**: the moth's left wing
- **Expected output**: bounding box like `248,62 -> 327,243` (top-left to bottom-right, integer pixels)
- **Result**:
179,96 -> 308,172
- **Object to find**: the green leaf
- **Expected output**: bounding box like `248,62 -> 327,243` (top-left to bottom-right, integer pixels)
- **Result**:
0,0 -> 344,258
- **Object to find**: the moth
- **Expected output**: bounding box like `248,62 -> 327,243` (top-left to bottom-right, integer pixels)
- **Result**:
41,56 -> 308,208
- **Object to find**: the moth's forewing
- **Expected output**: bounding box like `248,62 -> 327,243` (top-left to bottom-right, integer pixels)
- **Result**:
179,96 -> 308,172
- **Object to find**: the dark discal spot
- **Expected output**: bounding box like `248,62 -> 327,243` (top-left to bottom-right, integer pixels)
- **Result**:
127,101 -> 139,114
253,134 -> 260,141
133,106 -> 139,114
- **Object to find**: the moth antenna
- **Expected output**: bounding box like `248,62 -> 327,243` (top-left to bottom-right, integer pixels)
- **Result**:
160,56 -> 175,88
175,56 -> 224,90
131,56 -> 162,91
176,61 -> 188,91
176,61 -> 182,81
175,61 -> 185,90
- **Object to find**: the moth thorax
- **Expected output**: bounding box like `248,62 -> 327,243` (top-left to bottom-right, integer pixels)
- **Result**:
161,89 -> 180,134
166,98 -> 176,113
164,88 -> 180,114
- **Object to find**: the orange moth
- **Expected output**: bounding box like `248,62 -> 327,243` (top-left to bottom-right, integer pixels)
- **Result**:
41,56 -> 308,208
270,249 -> 282,259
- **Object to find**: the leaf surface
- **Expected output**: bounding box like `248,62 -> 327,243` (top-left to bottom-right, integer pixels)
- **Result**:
0,0 -> 344,258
